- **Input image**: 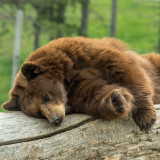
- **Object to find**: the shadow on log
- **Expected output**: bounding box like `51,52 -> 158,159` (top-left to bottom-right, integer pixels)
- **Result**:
0,105 -> 160,160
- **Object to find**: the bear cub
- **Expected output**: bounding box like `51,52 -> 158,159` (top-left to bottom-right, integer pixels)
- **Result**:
3,37 -> 160,132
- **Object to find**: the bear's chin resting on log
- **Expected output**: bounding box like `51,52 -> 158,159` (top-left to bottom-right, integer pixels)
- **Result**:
2,37 -> 160,133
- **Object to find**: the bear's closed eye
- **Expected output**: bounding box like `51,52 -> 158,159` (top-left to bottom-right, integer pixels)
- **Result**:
42,94 -> 50,103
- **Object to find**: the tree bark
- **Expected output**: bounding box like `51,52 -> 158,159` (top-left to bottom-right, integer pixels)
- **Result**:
158,1 -> 160,53
33,22 -> 41,50
12,9 -> 23,87
80,0 -> 90,37
110,0 -> 117,37
0,105 -> 160,159
33,7 -> 41,50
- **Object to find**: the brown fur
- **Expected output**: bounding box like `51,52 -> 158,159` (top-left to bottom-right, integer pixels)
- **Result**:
2,37 -> 160,132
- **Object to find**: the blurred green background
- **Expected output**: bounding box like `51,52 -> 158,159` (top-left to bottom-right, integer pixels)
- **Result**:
0,0 -> 160,111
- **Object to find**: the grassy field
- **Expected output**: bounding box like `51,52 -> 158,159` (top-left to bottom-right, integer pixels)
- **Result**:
0,0 -> 159,111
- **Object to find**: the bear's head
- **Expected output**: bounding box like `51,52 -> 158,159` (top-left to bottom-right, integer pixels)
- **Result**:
2,60 -> 72,126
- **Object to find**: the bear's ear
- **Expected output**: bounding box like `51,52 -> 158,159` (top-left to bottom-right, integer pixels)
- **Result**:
21,62 -> 45,80
2,98 -> 21,111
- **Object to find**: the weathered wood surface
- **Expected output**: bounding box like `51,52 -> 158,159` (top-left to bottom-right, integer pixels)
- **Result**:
0,105 -> 160,160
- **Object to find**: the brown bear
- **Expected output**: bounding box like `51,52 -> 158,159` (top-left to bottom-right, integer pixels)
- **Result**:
2,37 -> 160,132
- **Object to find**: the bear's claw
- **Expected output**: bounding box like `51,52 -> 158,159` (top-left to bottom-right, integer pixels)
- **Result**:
133,112 -> 157,133
111,89 -> 128,113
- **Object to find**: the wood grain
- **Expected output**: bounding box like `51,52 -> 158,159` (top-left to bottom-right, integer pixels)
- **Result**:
0,105 -> 160,160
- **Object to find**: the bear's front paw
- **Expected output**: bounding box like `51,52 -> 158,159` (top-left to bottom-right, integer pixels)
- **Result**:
100,88 -> 133,120
111,89 -> 128,113
133,110 -> 157,133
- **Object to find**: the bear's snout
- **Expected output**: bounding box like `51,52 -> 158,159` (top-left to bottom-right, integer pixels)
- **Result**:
52,115 -> 63,126
40,102 -> 65,126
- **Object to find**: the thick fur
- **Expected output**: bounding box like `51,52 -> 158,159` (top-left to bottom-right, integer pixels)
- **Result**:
3,37 -> 160,132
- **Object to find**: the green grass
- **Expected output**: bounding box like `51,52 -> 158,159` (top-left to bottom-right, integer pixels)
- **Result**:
0,55 -> 12,111
0,0 -> 159,111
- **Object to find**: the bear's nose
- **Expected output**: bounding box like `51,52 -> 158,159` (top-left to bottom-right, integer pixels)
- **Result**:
52,115 -> 63,126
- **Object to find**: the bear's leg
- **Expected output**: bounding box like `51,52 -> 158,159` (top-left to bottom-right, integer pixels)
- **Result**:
141,53 -> 160,104
95,87 -> 134,120
71,80 -> 135,121
131,95 -> 157,133
124,65 -> 157,132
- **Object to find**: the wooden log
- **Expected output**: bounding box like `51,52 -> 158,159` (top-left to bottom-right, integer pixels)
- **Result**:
0,105 -> 160,160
